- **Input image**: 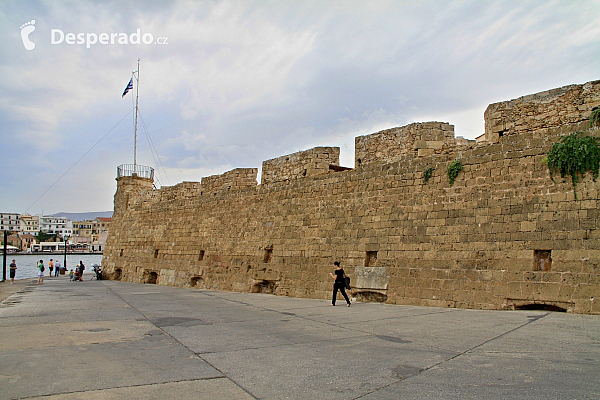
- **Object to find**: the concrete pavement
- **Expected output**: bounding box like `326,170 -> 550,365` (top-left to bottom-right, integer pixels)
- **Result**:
1,276 -> 599,399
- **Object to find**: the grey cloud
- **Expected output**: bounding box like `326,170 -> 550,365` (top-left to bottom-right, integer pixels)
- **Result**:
1,0 -> 599,214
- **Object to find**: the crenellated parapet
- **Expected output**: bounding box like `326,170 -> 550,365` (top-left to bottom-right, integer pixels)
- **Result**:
484,80 -> 600,143
201,168 -> 258,195
105,79 -> 600,315
156,181 -> 202,201
355,122 -> 456,167
261,146 -> 341,185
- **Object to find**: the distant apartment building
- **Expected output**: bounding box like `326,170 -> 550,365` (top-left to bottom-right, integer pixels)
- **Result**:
2,212 -> 108,252
20,214 -> 39,235
39,215 -> 72,236
19,233 -> 36,251
0,213 -> 21,233
71,217 -> 110,252
72,220 -> 94,243
92,217 -> 111,242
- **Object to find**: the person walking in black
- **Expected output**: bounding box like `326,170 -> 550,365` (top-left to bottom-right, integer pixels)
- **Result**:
329,261 -> 351,307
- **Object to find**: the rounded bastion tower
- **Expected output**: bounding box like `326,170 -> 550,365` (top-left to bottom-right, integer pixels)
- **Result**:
102,164 -> 154,280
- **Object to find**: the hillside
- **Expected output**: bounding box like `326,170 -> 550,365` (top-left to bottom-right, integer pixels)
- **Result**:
50,211 -> 113,221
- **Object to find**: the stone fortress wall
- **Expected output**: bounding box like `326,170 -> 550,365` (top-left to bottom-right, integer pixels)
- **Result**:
103,79 -> 600,314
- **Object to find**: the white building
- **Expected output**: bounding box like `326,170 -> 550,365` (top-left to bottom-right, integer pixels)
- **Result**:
32,241 -> 66,252
0,213 -> 21,233
38,215 -> 73,236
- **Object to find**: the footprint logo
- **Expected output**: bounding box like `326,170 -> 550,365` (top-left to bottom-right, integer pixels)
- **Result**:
20,20 -> 36,50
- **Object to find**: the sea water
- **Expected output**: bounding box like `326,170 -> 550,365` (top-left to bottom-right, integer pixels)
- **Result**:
2,254 -> 104,281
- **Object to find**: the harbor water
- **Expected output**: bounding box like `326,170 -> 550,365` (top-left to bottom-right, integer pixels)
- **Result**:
2,254 -> 104,281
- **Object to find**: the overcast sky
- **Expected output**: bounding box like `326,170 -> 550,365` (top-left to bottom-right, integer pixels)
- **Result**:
1,0 -> 599,215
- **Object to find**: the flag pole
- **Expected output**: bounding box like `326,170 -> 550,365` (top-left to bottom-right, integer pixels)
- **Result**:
133,59 -> 140,170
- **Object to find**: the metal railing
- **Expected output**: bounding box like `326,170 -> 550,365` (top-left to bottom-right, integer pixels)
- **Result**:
117,164 -> 154,179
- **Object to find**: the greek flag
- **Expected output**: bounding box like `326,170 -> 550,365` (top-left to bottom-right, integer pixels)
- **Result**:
122,78 -> 133,97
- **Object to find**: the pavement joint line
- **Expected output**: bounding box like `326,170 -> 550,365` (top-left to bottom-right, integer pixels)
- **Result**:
183,289 -> 466,325
103,281 -> 260,400
201,291 -> 412,336
194,290 -> 511,374
11,377 -> 237,400
352,311 -> 552,399
196,290 -> 497,357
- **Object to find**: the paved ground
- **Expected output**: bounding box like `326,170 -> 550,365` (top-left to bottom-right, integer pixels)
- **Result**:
1,276 -> 599,400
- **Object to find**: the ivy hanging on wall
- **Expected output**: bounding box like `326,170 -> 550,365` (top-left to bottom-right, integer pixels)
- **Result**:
546,132 -> 600,198
423,167 -> 435,183
447,160 -> 463,186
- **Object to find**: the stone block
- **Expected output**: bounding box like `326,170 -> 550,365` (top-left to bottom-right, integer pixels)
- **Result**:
418,149 -> 435,157
426,141 -> 444,150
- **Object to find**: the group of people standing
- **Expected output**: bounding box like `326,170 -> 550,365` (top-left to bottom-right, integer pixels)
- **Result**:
6,259 -> 86,285
37,259 -> 86,284
69,262 -> 86,281
35,258 -> 64,284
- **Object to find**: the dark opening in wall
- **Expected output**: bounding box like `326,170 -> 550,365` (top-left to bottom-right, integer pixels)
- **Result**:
355,291 -> 387,303
190,276 -> 204,288
515,303 -> 566,312
264,247 -> 273,263
199,250 -> 205,261
154,249 -> 159,258
119,249 -> 123,257
365,251 -> 378,267
329,164 -> 353,172
114,268 -> 122,281
533,250 -> 552,271
145,271 -> 158,284
252,279 -> 278,294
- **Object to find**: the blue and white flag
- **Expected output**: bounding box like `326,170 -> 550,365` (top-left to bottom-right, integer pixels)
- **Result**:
122,78 -> 133,97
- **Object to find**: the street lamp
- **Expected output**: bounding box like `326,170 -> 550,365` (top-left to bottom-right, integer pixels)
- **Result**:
2,230 -> 7,282
63,234 -> 69,274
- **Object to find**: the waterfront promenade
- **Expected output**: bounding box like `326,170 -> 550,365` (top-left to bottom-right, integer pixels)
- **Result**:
1,277 -> 599,400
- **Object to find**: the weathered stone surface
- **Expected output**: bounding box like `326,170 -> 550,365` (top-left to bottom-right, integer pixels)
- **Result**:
103,80 -> 600,314
261,147 -> 340,184
354,266 -> 389,292
484,80 -> 600,143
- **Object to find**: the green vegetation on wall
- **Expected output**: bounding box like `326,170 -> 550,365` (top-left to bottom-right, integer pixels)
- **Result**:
590,108 -> 600,128
546,132 -> 600,198
447,160 -> 463,186
423,167 -> 435,183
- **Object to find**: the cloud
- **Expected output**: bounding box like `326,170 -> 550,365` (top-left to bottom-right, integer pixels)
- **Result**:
172,3 -> 318,121
1,0 -> 599,214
